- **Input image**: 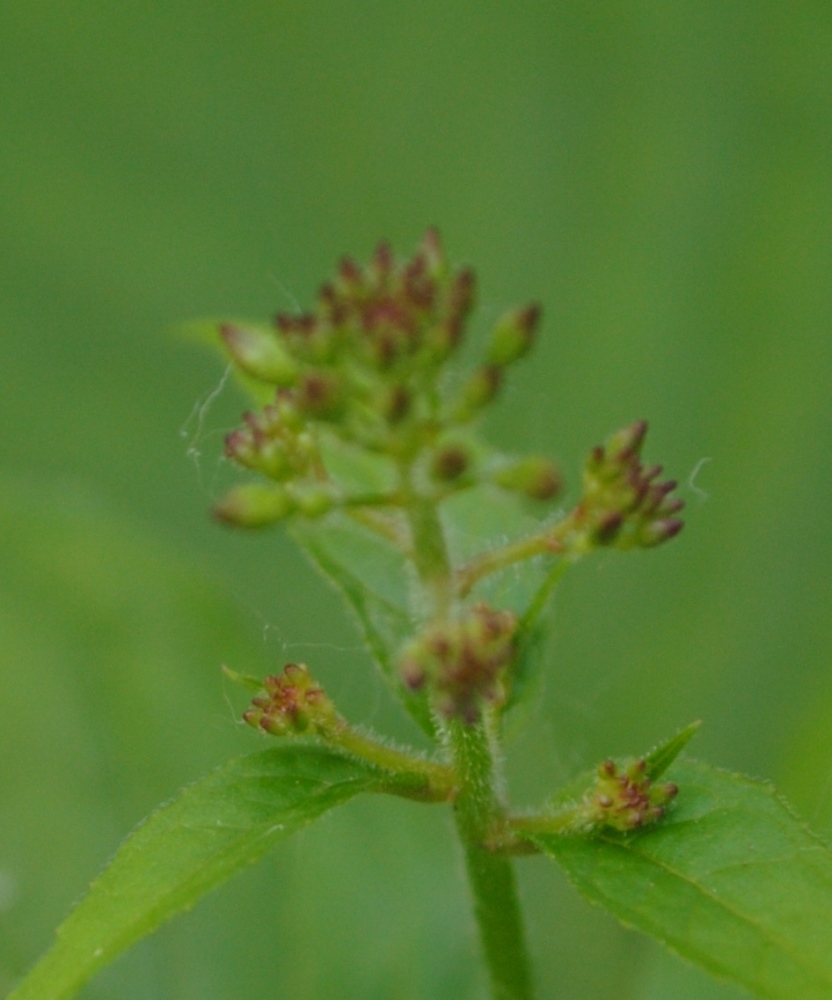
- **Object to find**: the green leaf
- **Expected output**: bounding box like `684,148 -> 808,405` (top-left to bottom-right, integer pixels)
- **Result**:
532,759 -> 832,1000
292,514 -> 435,736
643,720 -> 702,779
7,745 -> 409,1000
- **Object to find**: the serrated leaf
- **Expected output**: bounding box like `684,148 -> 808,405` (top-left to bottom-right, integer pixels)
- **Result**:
532,759 -> 832,1000
292,514 -> 435,736
7,745 -> 412,1000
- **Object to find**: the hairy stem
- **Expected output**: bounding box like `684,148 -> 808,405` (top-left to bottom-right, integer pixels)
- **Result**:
457,532 -> 564,598
329,725 -> 456,802
404,485 -> 536,1000
445,717 -> 536,1000
406,494 -> 454,617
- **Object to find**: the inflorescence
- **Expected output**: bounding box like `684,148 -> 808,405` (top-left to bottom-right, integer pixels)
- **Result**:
215,231 -> 684,729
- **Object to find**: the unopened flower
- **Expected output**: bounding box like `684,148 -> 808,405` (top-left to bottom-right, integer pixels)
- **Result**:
492,455 -> 562,502
400,603 -> 518,723
581,757 -> 678,832
570,421 -> 684,551
243,663 -> 340,737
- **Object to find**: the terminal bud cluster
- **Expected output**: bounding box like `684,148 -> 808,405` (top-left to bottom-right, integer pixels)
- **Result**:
213,230 -> 556,528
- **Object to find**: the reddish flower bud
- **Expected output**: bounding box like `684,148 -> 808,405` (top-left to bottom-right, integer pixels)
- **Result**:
444,267 -> 476,341
486,304 -> 541,367
640,517 -> 684,547
399,603 -> 517,723
605,420 -> 649,461
575,422 -> 684,551
593,511 -> 624,545
297,371 -> 344,420
370,242 -> 394,286
243,663 -> 339,737
492,456 -> 562,501
430,442 -> 473,483
580,756 -> 679,832
456,365 -> 503,420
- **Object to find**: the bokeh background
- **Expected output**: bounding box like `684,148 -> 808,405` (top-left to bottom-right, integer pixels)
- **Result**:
2,3 -> 831,998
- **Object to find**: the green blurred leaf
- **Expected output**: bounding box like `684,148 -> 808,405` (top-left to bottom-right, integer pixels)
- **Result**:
292,514 -> 434,735
532,760 -> 832,1000
7,744 -> 411,1000
442,486 -> 555,612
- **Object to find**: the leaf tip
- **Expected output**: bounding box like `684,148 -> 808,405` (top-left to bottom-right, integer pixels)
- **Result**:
644,720 -> 702,779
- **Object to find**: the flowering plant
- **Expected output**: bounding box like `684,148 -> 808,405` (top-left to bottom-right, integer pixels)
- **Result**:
10,234 -> 832,1000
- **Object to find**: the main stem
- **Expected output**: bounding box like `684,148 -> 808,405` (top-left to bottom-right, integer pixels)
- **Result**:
446,717 -> 536,1000
404,485 -> 536,1000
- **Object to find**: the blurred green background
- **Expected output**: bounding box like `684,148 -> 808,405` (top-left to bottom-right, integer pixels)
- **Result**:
2,3 -> 831,998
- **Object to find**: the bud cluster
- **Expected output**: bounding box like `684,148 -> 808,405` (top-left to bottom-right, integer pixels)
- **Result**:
570,420 -> 684,550
243,663 -> 340,738
215,231 -> 554,527
580,757 -> 678,833
400,603 -> 518,722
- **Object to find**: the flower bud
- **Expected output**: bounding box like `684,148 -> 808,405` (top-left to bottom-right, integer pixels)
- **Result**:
335,256 -> 365,295
370,241 -> 394,286
223,428 -> 259,471
456,365 -> 503,420
430,441 -> 474,483
592,511 -> 624,546
581,757 -> 678,832
486,304 -> 541,367
288,483 -> 334,519
220,324 -> 298,385
399,603 -> 517,723
213,483 -> 294,528
243,663 -> 339,737
575,421 -> 684,551
639,517 -> 684,547
604,419 -> 648,461
297,371 -> 345,420
492,456 -> 562,501
442,267 -> 476,347
402,252 -> 437,313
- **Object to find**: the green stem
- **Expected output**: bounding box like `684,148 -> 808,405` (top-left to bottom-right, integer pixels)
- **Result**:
445,717 -> 536,1000
457,532 -> 564,598
403,489 -> 454,618
509,800 -> 593,837
402,473 -> 536,999
328,725 -> 456,802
